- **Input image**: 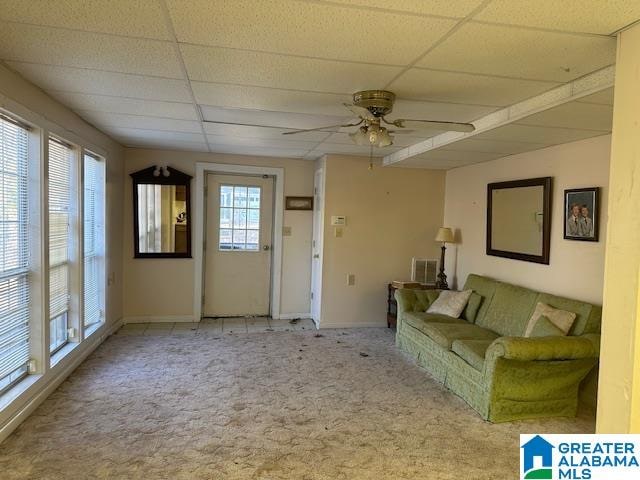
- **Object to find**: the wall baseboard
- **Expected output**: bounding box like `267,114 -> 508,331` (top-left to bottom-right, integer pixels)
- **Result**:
122,315 -> 195,324
277,312 -> 312,320
0,318 -> 122,444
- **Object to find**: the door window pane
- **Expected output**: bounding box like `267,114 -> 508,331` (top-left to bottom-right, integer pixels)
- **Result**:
219,185 -> 261,251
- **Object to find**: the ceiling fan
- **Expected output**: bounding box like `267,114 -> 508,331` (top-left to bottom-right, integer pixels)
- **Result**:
282,90 -> 475,147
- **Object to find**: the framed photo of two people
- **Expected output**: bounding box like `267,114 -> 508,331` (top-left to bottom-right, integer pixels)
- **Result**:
564,187 -> 599,242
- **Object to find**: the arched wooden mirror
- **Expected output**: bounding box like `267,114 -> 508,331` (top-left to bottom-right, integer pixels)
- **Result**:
131,166 -> 192,258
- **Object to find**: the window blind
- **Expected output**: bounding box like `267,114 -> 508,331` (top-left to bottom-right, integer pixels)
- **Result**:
0,116 -> 30,392
48,138 -> 71,352
83,153 -> 104,328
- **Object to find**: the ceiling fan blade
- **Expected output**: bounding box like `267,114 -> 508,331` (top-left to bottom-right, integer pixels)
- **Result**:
387,129 -> 416,135
343,103 -> 375,120
282,120 -> 363,135
389,118 -> 475,133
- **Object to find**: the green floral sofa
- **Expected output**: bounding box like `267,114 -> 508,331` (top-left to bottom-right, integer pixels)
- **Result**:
395,274 -> 601,422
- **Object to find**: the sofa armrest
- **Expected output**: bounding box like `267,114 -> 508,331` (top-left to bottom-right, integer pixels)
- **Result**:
486,334 -> 600,363
395,288 -> 418,313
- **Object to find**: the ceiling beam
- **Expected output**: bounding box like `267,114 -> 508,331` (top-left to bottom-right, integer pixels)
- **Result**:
383,65 -> 615,166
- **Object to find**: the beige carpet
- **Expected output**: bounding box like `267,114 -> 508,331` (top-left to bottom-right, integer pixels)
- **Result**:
0,327 -> 594,479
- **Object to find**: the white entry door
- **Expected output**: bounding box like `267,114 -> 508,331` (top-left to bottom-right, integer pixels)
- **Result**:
203,174 -> 274,317
310,168 -> 324,323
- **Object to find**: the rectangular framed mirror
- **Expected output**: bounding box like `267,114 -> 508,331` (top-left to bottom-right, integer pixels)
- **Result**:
487,177 -> 552,264
131,166 -> 192,258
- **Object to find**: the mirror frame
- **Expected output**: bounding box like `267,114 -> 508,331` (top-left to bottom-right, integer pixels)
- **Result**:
486,177 -> 552,265
131,166 -> 192,259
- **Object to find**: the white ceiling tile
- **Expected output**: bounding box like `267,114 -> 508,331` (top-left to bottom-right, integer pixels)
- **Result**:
391,156 -> 471,169
200,105 -> 351,130
125,140 -> 209,152
408,149 -> 503,163
311,143 -> 399,156
6,62 -> 192,102
576,87 -> 615,105
329,0 -> 485,17
475,124 -> 609,144
51,92 -> 198,120
474,0 -> 640,35
516,101 -> 613,131
206,135 -> 317,150
203,123 -> 329,142
181,44 -> 401,93
192,82 -> 352,116
77,111 -> 202,133
326,132 -> 431,147
389,68 -> 559,106
207,145 -> 309,159
0,0 -> 171,39
167,0 -> 455,65
439,138 -> 551,154
390,99 -> 497,122
416,23 -> 616,82
105,127 -> 205,144
0,22 -> 182,78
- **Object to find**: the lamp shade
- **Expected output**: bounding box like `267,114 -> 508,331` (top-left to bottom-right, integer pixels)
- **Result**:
435,227 -> 455,243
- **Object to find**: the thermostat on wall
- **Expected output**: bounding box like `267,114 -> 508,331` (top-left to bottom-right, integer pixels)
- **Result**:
331,215 -> 346,226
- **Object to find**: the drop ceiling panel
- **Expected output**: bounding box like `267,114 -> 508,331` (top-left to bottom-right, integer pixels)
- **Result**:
125,140 -> 209,152
193,82 -> 352,116
0,0 -> 171,39
390,99 -> 496,122
0,22 -> 182,78
389,68 -> 559,107
329,0 -> 485,17
200,105 -> 351,130
394,155 -> 476,169
516,102 -> 613,131
325,132 -> 432,147
416,23 -> 616,82
167,0 -> 455,65
77,111 -> 202,134
206,135 -> 317,150
6,62 -> 192,102
474,0 -> 640,34
576,87 -> 615,105
475,124 -> 609,145
51,92 -> 198,120
309,143 -> 399,156
206,144 -> 311,159
439,138 -> 551,154
180,44 -> 402,92
105,128 -> 205,144
203,123 -> 329,142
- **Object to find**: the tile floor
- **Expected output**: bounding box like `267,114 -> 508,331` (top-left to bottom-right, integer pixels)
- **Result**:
116,317 -> 317,336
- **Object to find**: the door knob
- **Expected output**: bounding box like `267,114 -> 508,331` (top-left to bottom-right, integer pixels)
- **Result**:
263,245 -> 270,251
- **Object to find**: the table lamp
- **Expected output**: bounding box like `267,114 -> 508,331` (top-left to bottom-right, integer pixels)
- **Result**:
435,227 -> 455,290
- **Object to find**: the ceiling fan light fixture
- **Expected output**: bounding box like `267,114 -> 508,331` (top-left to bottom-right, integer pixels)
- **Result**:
349,127 -> 369,146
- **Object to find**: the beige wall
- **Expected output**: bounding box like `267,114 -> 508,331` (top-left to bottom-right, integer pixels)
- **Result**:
319,155 -> 446,328
122,149 -> 314,320
443,135 -> 611,305
597,24 -> 640,433
0,63 -> 124,327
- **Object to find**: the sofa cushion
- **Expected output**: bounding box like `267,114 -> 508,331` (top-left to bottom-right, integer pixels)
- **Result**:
462,292 -> 483,323
427,290 -> 472,318
404,312 -> 467,334
462,274 -> 499,324
528,315 -> 566,337
452,339 -> 495,371
420,322 -> 499,350
524,302 -> 576,337
536,292 -> 600,335
476,282 -> 539,337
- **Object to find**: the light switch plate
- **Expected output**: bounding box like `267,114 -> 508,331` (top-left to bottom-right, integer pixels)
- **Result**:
334,227 -> 343,238
282,226 -> 292,236
347,274 -> 355,286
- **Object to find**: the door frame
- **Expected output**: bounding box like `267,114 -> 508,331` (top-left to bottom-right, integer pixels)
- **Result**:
193,162 -> 284,320
310,165 -> 325,326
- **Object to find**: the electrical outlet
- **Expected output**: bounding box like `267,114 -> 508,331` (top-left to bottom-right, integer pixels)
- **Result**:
347,274 -> 355,286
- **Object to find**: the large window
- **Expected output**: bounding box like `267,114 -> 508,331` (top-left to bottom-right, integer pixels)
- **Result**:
219,185 -> 260,251
48,138 -> 72,353
0,116 -> 30,394
83,153 -> 105,329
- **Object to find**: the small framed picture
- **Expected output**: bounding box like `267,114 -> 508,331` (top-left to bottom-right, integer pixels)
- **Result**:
564,187 -> 599,242
285,196 -> 313,211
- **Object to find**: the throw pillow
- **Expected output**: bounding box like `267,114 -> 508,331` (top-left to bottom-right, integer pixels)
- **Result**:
524,302 -> 576,337
529,315 -> 566,337
426,290 -> 473,319
462,292 -> 483,323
